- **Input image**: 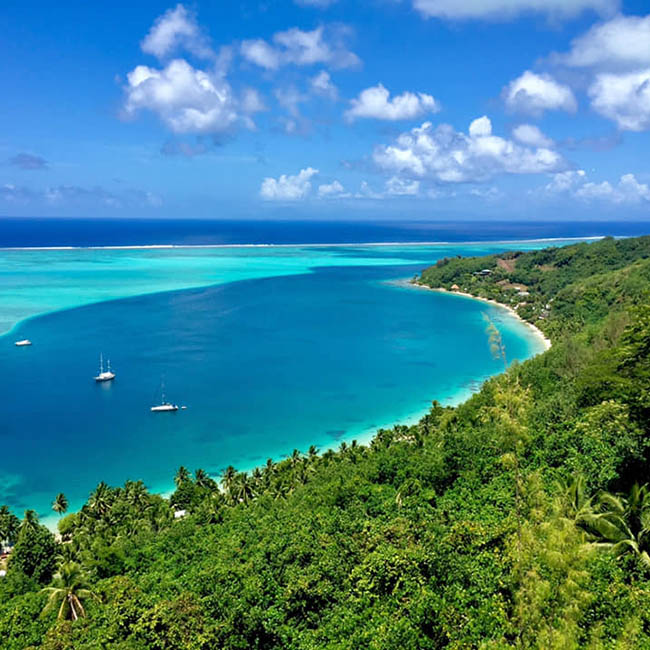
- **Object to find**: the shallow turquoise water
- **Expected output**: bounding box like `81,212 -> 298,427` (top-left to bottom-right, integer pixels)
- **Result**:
0,242 -> 560,523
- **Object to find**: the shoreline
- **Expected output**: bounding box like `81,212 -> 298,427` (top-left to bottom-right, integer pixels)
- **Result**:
395,279 -> 552,352
34,280 -> 549,533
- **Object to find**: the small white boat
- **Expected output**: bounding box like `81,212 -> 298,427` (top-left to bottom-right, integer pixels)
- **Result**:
14,339 -> 32,347
151,378 -> 178,412
94,353 -> 115,382
151,403 -> 179,412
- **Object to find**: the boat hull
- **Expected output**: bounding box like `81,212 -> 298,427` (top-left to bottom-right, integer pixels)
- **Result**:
150,404 -> 179,412
94,373 -> 115,382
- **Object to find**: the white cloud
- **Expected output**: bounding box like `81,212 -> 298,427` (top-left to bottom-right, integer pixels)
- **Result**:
373,116 -> 565,183
412,0 -> 617,21
542,169 -> 587,193
241,26 -> 360,71
260,167 -> 319,200
355,180 -> 384,199
551,15 -> 650,131
512,124 -> 553,147
345,84 -> 440,122
541,169 -> 650,203
318,180 -> 350,198
558,14 -> 650,69
141,4 -> 212,59
588,68 -> 650,131
503,71 -> 577,116
468,115 -> 492,137
351,178 -> 420,199
241,88 -> 266,114
469,186 -> 503,200
123,59 -> 242,134
311,71 -> 338,99
576,173 -> 650,203
385,176 -> 420,195
240,39 -> 281,70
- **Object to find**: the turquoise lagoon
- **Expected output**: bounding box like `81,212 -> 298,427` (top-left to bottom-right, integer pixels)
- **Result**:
0,242 -> 564,522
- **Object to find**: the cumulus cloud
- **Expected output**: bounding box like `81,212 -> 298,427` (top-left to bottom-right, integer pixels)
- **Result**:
588,68 -> 650,131
503,71 -> 577,116
541,169 -> 650,203
352,178 -> 421,199
123,59 -> 264,134
558,14 -> 650,69
412,0 -> 617,21
310,70 -> 338,99
318,180 -> 350,197
260,167 -> 319,200
385,176 -> 420,195
576,173 -> 650,203
344,84 -> 440,122
241,26 -> 360,71
141,4 -> 212,59
124,8 -> 265,137
512,124 -> 553,147
551,15 -> 650,131
373,116 -> 565,183
9,153 -> 48,170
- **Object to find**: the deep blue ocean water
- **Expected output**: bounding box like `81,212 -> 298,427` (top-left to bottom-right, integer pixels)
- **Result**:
1,217 -> 650,247
1,218 -> 649,524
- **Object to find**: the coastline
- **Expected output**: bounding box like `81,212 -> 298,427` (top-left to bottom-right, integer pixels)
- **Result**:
34,278 -> 550,533
395,279 -> 552,352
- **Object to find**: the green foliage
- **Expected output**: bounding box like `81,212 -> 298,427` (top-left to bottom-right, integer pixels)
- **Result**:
9,513 -> 57,585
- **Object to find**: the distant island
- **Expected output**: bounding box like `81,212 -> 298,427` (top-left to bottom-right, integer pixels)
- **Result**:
1,235 -> 650,648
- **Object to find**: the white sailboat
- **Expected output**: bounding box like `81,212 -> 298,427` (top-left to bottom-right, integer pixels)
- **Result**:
14,339 -> 32,347
94,353 -> 115,382
151,378 -> 178,412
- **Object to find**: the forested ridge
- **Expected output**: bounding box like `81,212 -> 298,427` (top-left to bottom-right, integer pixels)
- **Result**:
1,235 -> 650,649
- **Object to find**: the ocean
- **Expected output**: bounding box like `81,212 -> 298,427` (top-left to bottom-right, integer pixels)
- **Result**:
1,218 -> 648,524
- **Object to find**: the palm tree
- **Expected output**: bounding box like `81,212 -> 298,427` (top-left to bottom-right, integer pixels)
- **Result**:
19,509 -> 40,535
0,505 -> 20,546
290,449 -> 302,469
124,480 -> 150,511
174,466 -> 191,488
194,469 -> 215,490
307,445 -> 319,463
221,465 -> 237,496
232,473 -> 255,505
88,482 -> 112,518
40,562 -> 99,621
581,483 -> 650,567
52,493 -> 68,517
264,458 -> 275,475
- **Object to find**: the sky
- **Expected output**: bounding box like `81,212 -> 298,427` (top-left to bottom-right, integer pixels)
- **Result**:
1,0 -> 650,220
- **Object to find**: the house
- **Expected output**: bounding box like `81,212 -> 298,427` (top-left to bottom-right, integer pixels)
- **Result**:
451,284 -> 460,291
174,509 -> 187,519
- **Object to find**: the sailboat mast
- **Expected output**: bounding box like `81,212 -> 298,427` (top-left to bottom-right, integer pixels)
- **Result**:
99,352 -> 104,374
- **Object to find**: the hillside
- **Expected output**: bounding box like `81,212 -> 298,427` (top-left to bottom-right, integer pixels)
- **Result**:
1,236 -> 650,649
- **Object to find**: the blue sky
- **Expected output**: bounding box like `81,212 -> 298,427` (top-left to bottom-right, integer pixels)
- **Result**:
2,0 -> 650,220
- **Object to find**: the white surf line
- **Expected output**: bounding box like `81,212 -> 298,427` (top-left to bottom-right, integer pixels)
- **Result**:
0,236 -> 608,252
